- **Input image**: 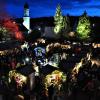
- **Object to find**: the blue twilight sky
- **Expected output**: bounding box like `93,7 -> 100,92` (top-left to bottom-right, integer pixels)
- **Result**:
0,0 -> 100,18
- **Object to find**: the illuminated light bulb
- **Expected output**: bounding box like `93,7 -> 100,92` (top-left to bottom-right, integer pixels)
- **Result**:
25,57 -> 30,62
38,27 -> 41,31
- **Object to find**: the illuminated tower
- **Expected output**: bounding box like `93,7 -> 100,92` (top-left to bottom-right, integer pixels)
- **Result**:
23,3 -> 30,33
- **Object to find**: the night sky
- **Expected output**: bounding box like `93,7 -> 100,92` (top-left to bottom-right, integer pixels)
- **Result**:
0,0 -> 100,18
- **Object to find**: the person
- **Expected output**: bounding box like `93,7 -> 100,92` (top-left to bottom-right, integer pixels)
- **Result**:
48,84 -> 54,100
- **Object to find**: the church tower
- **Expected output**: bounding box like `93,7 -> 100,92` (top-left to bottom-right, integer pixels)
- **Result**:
23,3 -> 30,33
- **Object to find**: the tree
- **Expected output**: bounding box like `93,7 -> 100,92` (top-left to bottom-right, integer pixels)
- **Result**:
63,16 -> 67,32
54,5 -> 71,39
54,4 -> 64,34
62,15 -> 71,38
76,11 -> 91,40
0,27 -> 9,41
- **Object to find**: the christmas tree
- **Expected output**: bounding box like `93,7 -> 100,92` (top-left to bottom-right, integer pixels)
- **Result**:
76,11 -> 91,39
54,4 -> 64,34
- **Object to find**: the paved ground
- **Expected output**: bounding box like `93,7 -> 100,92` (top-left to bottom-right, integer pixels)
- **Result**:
0,95 -> 3,100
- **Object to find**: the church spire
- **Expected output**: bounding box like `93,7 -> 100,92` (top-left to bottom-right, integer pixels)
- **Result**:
24,2 -> 29,17
24,2 -> 29,9
23,2 -> 30,33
